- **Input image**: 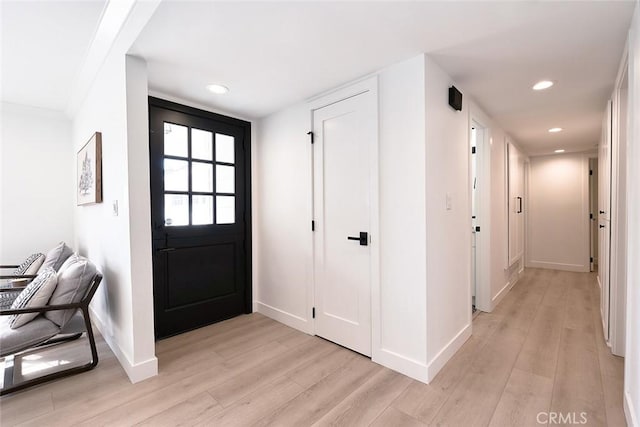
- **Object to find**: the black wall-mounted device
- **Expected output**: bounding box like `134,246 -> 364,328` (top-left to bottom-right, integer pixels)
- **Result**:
449,86 -> 463,111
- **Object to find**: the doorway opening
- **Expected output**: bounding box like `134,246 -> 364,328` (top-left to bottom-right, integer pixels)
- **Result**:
469,118 -> 490,313
471,126 -> 478,312
589,157 -> 598,272
310,79 -> 379,357
148,97 -> 252,339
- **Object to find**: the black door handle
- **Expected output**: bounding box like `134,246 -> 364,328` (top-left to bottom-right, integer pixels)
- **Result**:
347,232 -> 368,246
599,225 -> 606,229
600,210 -> 606,214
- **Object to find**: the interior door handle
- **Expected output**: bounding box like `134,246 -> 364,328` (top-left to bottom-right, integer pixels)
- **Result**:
347,232 -> 368,246
599,225 -> 606,229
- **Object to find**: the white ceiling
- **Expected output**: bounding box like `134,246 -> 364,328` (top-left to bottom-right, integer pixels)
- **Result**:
1,0 -> 107,112
2,1 -> 635,155
130,1 -> 635,155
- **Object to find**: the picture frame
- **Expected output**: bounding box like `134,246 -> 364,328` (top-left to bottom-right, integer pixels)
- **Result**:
77,132 -> 103,205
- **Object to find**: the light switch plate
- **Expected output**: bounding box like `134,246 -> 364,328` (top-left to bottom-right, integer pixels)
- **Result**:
112,200 -> 119,217
446,193 -> 453,211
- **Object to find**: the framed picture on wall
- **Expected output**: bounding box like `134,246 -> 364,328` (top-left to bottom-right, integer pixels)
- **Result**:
77,132 -> 103,205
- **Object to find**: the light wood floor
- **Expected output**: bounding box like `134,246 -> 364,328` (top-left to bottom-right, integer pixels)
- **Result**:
0,269 -> 625,426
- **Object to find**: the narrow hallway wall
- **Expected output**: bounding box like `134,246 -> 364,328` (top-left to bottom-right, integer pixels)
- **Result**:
527,153 -> 591,272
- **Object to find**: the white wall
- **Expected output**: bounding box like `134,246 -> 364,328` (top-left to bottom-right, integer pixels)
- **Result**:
624,3 -> 640,425
0,2 -> 159,384
72,49 -> 156,382
377,56 -> 427,379
527,154 -> 590,272
0,103 -> 74,263
610,53 -> 629,357
256,53 -> 530,383
255,102 -> 313,331
423,56 -> 471,378
124,56 -> 156,366
256,55 -> 429,381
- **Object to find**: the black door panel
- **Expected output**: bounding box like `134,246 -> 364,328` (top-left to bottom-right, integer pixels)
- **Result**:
166,244 -> 237,309
149,97 -> 252,339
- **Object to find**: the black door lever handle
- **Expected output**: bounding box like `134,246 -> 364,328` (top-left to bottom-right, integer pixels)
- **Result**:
347,232 -> 368,246
599,225 -> 606,229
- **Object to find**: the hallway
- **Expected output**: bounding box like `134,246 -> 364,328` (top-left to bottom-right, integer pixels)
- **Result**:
0,269 -> 625,426
429,269 -> 625,426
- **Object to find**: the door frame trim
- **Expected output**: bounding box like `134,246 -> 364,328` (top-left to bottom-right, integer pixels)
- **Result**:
148,96 -> 253,317
308,77 -> 380,354
469,117 -> 492,313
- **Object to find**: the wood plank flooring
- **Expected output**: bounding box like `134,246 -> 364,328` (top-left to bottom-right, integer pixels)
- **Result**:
0,269 -> 626,426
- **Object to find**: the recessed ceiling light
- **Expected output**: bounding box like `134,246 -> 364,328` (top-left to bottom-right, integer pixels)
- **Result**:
554,149 -> 565,153
533,80 -> 554,90
548,127 -> 563,133
206,84 -> 229,94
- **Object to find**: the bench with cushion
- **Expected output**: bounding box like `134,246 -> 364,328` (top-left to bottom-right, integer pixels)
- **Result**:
0,254 -> 102,395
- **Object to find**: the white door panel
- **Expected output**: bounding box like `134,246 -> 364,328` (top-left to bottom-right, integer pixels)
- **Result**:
313,91 -> 375,357
507,142 -> 525,266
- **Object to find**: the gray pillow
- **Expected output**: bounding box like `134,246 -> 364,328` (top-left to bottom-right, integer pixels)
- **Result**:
57,252 -> 82,275
8,267 -> 58,329
13,253 -> 45,276
41,242 -> 74,272
45,256 -> 97,327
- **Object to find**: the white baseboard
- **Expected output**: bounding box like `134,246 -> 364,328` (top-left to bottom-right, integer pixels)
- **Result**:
90,307 -> 158,383
373,348 -> 429,383
426,322 -> 472,382
625,390 -> 638,427
257,302 -> 432,383
255,301 -> 312,334
492,279 -> 517,309
527,260 -> 589,273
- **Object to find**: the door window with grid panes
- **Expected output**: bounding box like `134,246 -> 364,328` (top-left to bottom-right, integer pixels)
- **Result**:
163,123 -> 236,226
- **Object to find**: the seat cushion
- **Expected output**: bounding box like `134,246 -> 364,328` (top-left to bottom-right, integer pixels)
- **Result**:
13,253 -> 45,276
8,268 -> 58,329
41,242 -> 74,272
0,315 -> 60,357
59,311 -> 87,335
45,256 -> 97,327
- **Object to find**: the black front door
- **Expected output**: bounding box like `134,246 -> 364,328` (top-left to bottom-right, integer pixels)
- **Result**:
149,97 -> 251,339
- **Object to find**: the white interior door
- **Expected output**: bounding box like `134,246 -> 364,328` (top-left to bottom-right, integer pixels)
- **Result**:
470,127 -> 478,308
589,159 -> 598,272
313,90 -> 375,357
507,142 -> 525,266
